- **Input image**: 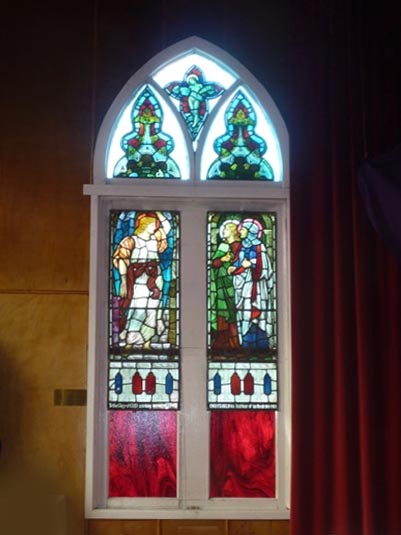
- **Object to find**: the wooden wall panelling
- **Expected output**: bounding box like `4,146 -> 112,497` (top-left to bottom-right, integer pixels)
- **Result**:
88,520 -> 159,535
161,520 -> 227,535
88,520 -> 290,535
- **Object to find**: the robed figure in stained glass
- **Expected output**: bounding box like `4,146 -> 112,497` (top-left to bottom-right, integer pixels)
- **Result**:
164,65 -> 224,140
210,219 -> 241,351
209,214 -> 276,358
227,218 -> 274,350
112,212 -> 176,353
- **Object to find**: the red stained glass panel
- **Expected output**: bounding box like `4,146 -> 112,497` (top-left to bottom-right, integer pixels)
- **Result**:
132,372 -> 142,395
145,372 -> 156,394
210,410 -> 275,497
230,372 -> 241,395
109,411 -> 177,497
244,372 -> 254,395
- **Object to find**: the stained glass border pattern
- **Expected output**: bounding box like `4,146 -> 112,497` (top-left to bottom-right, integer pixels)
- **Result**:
208,362 -> 278,410
109,361 -> 180,410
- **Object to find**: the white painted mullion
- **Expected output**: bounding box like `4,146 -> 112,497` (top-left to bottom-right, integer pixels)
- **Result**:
180,205 -> 209,508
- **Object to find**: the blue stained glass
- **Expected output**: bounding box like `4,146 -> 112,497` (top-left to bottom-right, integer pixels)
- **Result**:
207,91 -> 274,181
114,372 -> 123,395
165,372 -> 173,395
113,86 -> 180,178
213,373 -> 222,395
263,373 -> 272,395
164,65 -> 224,140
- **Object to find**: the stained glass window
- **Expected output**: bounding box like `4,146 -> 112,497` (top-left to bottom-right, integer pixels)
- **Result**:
200,87 -> 283,182
164,65 -> 225,141
207,212 -> 278,409
108,210 -> 180,410
107,86 -> 190,179
88,37 -> 290,516
206,91 -> 274,180
105,59 -> 283,182
152,52 -> 236,148
112,87 -> 181,179
109,411 -> 177,497
210,411 -> 275,497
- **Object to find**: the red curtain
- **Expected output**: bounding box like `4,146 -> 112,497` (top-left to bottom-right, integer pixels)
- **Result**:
290,2 -> 401,535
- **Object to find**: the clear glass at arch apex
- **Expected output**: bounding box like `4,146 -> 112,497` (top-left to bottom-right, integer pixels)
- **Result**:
201,87 -> 283,181
106,85 -> 190,179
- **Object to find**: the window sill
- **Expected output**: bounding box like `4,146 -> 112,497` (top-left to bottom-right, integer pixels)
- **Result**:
86,504 -> 290,520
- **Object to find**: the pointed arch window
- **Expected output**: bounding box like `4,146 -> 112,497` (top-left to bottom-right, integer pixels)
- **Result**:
86,37 -> 290,519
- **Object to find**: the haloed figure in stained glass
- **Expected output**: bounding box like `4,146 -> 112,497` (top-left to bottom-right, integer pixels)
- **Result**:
210,219 -> 242,351
164,66 -> 224,140
227,218 -> 274,350
113,212 -> 172,352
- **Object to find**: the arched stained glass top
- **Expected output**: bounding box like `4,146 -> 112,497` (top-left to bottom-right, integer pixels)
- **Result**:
152,52 -> 237,92
201,88 -> 282,181
153,53 -> 235,143
98,37 -> 287,184
107,85 -> 190,179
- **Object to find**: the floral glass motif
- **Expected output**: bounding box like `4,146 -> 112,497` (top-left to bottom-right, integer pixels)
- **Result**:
207,91 -> 274,180
208,212 -> 277,409
109,210 -> 180,410
113,86 -> 180,178
164,65 -> 224,140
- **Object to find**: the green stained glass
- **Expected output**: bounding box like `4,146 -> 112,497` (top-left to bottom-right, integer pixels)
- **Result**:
113,86 -> 180,178
208,212 -> 277,360
164,65 -> 224,140
208,212 -> 278,409
109,210 -> 180,410
207,91 -> 274,180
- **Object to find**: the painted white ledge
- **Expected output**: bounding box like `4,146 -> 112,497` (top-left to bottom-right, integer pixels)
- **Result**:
83,181 -> 290,200
86,505 -> 291,520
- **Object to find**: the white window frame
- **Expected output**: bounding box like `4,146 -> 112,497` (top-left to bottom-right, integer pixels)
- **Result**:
85,36 -> 291,520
